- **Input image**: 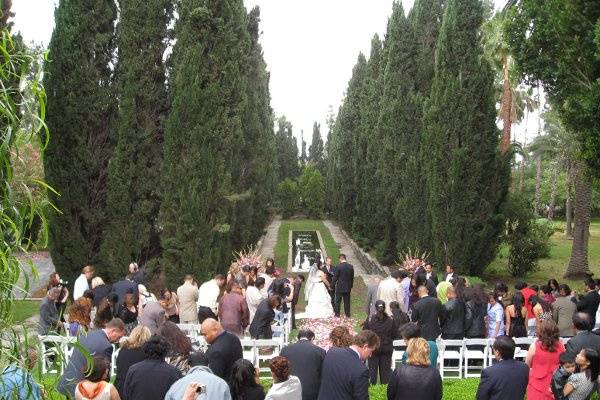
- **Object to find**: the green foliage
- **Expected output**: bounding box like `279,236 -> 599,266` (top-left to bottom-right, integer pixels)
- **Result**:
423,0 -> 509,275
308,122 -> 325,174
275,116 -> 299,181
100,0 -> 172,281
274,220 -> 340,269
43,0 -> 118,282
277,178 -> 299,219
298,165 -> 325,218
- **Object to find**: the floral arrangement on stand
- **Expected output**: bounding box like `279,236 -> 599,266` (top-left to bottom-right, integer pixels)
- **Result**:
233,247 -> 263,271
399,248 -> 431,272
298,316 -> 359,350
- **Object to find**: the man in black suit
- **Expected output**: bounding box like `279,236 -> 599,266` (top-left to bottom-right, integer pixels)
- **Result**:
410,285 -> 444,341
290,275 -> 305,329
201,318 -> 243,382
281,329 -> 326,400
322,256 -> 336,309
576,278 -> 600,330
566,312 -> 600,356
476,336 -> 529,400
318,330 -> 379,400
333,254 -> 354,317
424,263 -> 439,286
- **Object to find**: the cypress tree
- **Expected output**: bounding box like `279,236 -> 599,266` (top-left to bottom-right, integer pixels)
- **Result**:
274,116 -> 299,181
101,0 -> 172,279
44,0 -> 117,281
308,122 -> 325,173
160,0 -> 250,285
423,0 -> 508,275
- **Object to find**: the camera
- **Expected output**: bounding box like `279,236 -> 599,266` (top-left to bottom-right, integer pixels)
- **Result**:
195,384 -> 206,394
56,279 -> 69,288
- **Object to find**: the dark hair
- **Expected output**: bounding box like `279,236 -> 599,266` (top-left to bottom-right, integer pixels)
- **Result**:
581,348 -> 600,382
585,278 -> 596,291
414,272 -> 428,288
107,292 -> 118,304
511,292 -> 525,318
271,279 -> 289,297
494,282 -> 508,294
142,335 -> 170,359
354,330 -> 380,349
214,274 -> 225,281
530,284 -> 539,293
529,296 -> 551,312
493,336 -> 515,360
488,291 -> 501,303
84,356 -> 109,382
573,312 -> 591,331
254,276 -> 266,288
230,359 -> 262,397
83,289 -> 95,302
339,254 -> 347,260
391,270 -> 402,279
297,275 -> 305,282
157,321 -> 192,356
373,300 -> 388,321
548,279 -> 559,291
541,285 -> 552,295
472,284 -> 488,305
389,301 -> 400,310
515,281 -> 528,290
453,277 -> 468,302
400,322 -> 421,340
269,356 -> 290,382
558,283 -> 571,296
559,352 -> 575,365
189,351 -> 209,367
537,320 -> 560,352
268,295 -> 282,309
298,329 -> 315,340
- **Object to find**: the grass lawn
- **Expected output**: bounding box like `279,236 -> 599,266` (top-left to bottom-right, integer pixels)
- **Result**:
13,299 -> 40,323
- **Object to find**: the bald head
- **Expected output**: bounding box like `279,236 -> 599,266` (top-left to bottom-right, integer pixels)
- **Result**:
201,318 -> 223,343
417,285 -> 429,297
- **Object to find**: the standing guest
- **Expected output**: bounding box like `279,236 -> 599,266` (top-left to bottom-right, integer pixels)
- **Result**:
575,278 -> 600,330
67,297 -> 92,336
494,282 -> 509,304
39,287 -> 61,335
415,272 -> 437,298
246,277 -> 266,325
400,323 -> 438,368
548,279 -> 560,298
387,338 -> 442,400
365,276 -> 381,317
317,330 -> 379,400
424,264 -> 438,286
444,265 -> 455,283
158,321 -> 193,373
265,356 -> 302,400
290,274 -> 305,329
74,356 -> 120,400
129,262 -> 144,285
230,359 -> 265,400
0,347 -> 42,400
177,275 -> 199,324
165,351 -> 231,400
563,348 -> 599,400
566,313 -> 600,356
91,277 -> 112,309
413,259 -> 425,276
487,292 -> 505,338
259,259 -> 277,298
198,274 -> 226,323
541,285 -> 556,304
201,318 -> 243,382
436,281 -> 452,304
218,281 -> 249,337
525,320 -> 565,400
115,325 -> 151,398
123,335 -> 183,400
321,256 -> 336,309
332,254 -> 354,318
227,263 -> 246,289
400,271 -> 411,312
441,286 -> 465,339
160,287 -> 179,323
517,281 -> 538,327
505,292 -> 528,338
552,284 -> 578,337
530,296 -> 553,322
46,272 -> 69,320
94,293 -> 120,329
329,326 -> 354,348
389,301 -> 410,338
475,336 -> 529,400
58,318 -> 126,397
112,273 -> 139,313
464,286 -> 488,339
249,295 -> 281,339
364,300 -> 395,384
411,286 -> 443,341
119,292 -> 139,334
377,270 -> 406,315
138,293 -> 166,334
551,352 -> 577,400
281,329 -> 326,400
74,265 -> 94,300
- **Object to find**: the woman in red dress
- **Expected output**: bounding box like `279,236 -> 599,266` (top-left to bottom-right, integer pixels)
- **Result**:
526,320 -> 565,400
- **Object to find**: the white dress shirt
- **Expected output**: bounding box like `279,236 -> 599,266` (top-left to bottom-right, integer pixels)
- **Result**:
377,277 -> 405,314
245,285 -> 265,324
73,274 -> 89,300
445,272 -> 454,283
197,279 -> 220,313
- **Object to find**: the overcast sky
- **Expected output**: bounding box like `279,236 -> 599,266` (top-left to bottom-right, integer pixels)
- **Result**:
13,0 -> 536,150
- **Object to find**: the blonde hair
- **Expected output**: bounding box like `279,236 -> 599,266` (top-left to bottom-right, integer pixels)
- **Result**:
82,265 -> 95,274
91,277 -> 105,288
407,338 -> 430,366
121,325 -> 151,349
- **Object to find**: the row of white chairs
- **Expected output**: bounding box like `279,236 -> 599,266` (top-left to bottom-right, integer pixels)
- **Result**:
392,336 -> 572,380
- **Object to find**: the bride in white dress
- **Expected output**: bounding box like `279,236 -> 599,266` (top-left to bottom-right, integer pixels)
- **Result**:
304,265 -> 334,319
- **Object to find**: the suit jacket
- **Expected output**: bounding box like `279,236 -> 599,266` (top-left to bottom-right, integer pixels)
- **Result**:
387,365 -> 442,400
177,282 -> 199,323
577,291 -> 600,329
411,296 -> 443,341
58,329 -> 113,397
365,280 -> 380,316
332,262 -> 354,294
112,279 -> 139,313
475,359 -> 529,400
552,296 -> 577,337
206,330 -> 243,382
281,339 -> 326,400
139,300 -> 166,334
123,359 -> 182,400
565,330 -> 600,356
249,298 -> 275,339
317,347 -> 369,400
426,272 -> 439,286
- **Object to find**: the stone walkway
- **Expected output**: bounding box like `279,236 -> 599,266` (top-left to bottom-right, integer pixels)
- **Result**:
14,252 -> 56,298
258,216 -> 281,260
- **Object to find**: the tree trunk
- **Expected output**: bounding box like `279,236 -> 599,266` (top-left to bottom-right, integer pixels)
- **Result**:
548,160 -> 559,220
534,154 -> 542,215
565,161 -> 574,239
500,56 -> 512,155
564,161 -> 592,279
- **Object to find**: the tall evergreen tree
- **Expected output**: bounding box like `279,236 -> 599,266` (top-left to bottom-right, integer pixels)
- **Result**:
160,0 -> 250,285
100,0 -> 172,279
308,121 -> 325,173
275,116 -> 299,181
300,130 -> 307,167
423,0 -> 508,275
44,0 -> 117,281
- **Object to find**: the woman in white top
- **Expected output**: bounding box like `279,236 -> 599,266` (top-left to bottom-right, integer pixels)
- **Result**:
265,356 -> 302,400
75,356 -> 120,400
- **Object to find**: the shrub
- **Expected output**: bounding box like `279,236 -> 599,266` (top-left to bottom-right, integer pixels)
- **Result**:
298,164 -> 325,218
277,178 -> 299,219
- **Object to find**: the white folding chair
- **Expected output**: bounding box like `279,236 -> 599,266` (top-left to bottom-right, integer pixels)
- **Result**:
241,339 -> 256,365
437,339 -> 463,379
464,338 -> 489,378
392,340 -> 407,368
38,335 -> 76,374
177,323 -> 200,341
513,337 -> 535,362
62,322 -> 71,337
110,344 -> 120,378
527,319 -> 537,337
254,339 -> 282,378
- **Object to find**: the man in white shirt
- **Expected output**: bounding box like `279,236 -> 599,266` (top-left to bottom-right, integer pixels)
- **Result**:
245,277 -> 266,325
197,274 -> 225,323
444,265 -> 455,283
73,265 -> 94,300
377,270 -> 405,315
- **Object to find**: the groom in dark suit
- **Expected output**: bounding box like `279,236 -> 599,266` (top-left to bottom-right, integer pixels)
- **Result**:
333,254 -> 354,317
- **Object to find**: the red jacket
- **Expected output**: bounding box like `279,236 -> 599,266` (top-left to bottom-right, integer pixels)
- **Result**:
521,287 -> 537,319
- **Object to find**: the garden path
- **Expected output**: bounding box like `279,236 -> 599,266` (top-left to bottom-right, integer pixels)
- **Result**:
257,216 -> 281,261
